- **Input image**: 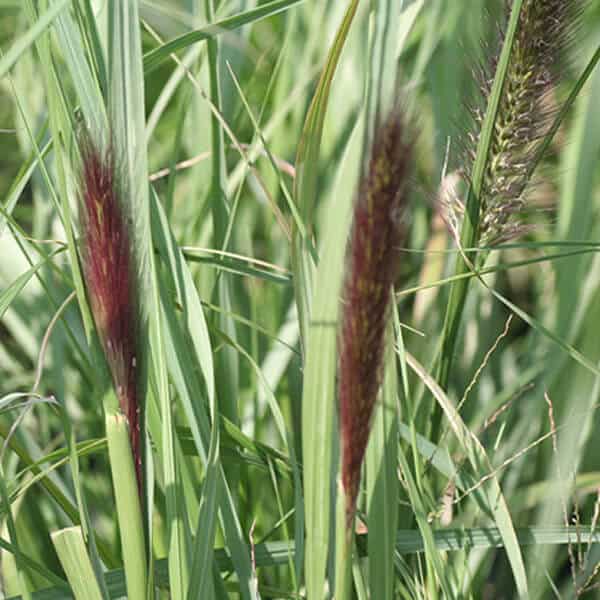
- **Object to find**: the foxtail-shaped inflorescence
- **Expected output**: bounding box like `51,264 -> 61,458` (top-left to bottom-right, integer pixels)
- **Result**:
339,111 -> 412,527
450,0 -> 583,244
78,135 -> 142,494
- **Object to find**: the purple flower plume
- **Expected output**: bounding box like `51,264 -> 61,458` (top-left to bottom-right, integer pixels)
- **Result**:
79,136 -> 142,494
339,111 -> 412,525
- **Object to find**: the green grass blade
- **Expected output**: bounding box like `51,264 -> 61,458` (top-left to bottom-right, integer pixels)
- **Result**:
397,247 -> 600,299
0,0 -> 71,79
50,528 -> 105,600
0,533 -> 68,593
0,466 -> 33,600
186,430 -> 220,600
7,2 -> 98,349
225,62 -> 303,236
526,43 -> 600,182
406,352 -> 529,598
17,0 -> 98,348
0,250 -> 63,319
52,8 -> 107,136
107,0 -> 156,569
395,438 -> 454,598
56,384 -> 109,600
0,137 -> 51,235
157,365 -> 190,600
151,191 -> 214,461
366,325 -> 400,600
529,60 -> 600,594
291,0 -> 360,345
106,413 -> 148,600
0,423 -> 115,568
108,0 -> 151,308
9,525 -> 600,599
201,5 -> 259,589
143,0 -> 304,74
476,274 -> 600,378
204,0 -> 240,457
302,110 -> 364,600
178,421 -> 291,478
334,486 -> 353,600
150,196 -> 255,599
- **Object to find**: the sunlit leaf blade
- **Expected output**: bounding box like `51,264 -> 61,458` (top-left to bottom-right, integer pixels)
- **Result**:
291,0 -> 360,344
302,110 -> 364,599
51,528 -> 105,600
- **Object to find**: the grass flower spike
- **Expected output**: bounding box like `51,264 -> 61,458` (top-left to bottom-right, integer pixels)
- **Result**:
339,111 -> 412,526
456,0 -> 582,244
79,135 -> 142,493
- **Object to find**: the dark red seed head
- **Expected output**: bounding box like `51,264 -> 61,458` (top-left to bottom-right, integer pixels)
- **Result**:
339,111 -> 412,526
78,135 -> 142,493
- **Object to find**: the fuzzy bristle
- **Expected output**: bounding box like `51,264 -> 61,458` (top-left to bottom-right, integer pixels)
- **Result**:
452,0 -> 582,244
79,136 -> 142,493
339,111 -> 412,527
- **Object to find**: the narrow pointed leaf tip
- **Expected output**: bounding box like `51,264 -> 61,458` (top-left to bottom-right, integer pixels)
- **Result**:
78,134 -> 142,493
339,110 -> 412,526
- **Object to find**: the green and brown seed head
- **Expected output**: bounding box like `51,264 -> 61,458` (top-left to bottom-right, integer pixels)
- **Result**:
461,0 -> 582,244
339,112 -> 412,526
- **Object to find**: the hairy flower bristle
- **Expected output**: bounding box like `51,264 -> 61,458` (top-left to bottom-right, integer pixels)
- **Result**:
339,111 -> 412,527
453,0 -> 582,244
79,136 -> 142,493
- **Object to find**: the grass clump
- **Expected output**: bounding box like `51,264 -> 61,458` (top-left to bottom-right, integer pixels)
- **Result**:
1,1 -> 600,599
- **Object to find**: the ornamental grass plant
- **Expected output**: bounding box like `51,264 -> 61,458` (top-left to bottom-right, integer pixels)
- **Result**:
1,1 -> 600,599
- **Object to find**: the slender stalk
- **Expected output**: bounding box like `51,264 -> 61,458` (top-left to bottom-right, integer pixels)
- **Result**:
334,485 -> 353,600
106,412 -> 148,600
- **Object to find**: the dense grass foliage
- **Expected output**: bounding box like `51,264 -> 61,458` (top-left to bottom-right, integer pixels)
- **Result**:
1,1 -> 600,599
